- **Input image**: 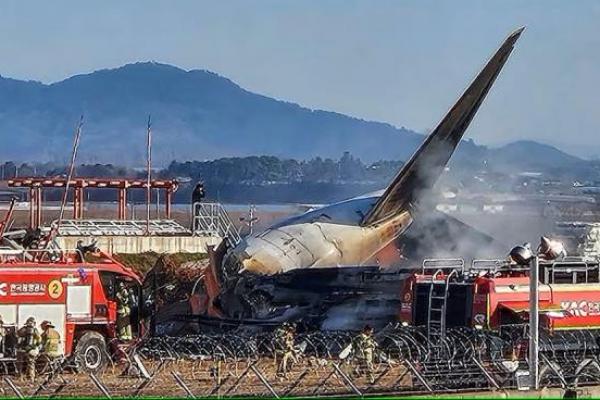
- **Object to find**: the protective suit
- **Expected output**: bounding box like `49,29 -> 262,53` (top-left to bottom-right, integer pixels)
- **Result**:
17,317 -> 41,381
352,325 -> 377,383
274,323 -> 296,377
116,283 -> 133,341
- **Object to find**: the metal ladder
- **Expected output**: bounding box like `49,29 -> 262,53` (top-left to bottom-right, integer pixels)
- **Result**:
427,269 -> 457,343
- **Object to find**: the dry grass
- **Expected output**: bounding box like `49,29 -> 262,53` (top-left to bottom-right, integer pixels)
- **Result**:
113,252 -> 208,278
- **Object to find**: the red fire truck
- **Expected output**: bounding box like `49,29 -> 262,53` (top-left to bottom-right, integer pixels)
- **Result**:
0,247 -> 142,371
398,256 -> 600,333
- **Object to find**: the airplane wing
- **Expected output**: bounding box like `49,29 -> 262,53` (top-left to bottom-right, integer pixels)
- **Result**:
361,28 -> 524,226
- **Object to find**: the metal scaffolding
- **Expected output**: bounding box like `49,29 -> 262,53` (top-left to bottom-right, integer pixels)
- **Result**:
192,202 -> 241,245
8,177 -> 179,228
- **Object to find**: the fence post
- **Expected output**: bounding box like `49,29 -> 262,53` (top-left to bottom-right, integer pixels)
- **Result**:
33,356 -> 69,396
132,354 -> 151,379
311,368 -> 336,396
332,363 -> 362,396
282,368 -> 310,397
540,353 -> 568,388
133,359 -> 166,397
250,364 -> 279,398
404,359 -> 433,393
171,371 -> 196,398
472,357 -> 500,389
224,362 -> 253,396
88,373 -> 112,398
3,377 -> 24,399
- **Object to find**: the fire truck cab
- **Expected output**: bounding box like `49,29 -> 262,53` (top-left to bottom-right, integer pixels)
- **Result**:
0,247 -> 142,371
399,256 -> 600,333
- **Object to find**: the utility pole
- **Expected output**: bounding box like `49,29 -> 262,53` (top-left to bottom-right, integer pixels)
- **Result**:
239,204 -> 259,236
145,115 -> 152,235
155,188 -> 160,219
529,255 -> 539,391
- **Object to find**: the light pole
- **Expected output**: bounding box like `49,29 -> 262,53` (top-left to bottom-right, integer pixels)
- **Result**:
529,255 -> 539,391
527,237 -> 566,391
239,205 -> 259,236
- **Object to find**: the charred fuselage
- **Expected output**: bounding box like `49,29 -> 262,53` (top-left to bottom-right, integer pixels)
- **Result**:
220,264 -> 410,330
188,28 -> 525,332
221,28 -> 523,280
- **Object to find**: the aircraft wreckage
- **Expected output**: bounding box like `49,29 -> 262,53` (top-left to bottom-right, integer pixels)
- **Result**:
151,28 -> 525,333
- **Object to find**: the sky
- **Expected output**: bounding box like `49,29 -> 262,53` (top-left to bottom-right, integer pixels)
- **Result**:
1,0 -> 599,158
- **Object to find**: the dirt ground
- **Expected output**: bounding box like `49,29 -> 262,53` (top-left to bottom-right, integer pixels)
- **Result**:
8,357 -> 414,398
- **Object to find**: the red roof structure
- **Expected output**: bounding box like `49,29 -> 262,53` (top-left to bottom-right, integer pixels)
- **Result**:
8,177 -> 178,228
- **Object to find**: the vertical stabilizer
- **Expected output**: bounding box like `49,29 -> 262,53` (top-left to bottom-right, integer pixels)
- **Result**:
362,28 -> 524,226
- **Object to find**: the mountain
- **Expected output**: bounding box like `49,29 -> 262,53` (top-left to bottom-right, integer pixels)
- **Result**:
484,140 -> 592,177
490,140 -> 581,168
0,62 -> 585,173
0,62 -> 427,164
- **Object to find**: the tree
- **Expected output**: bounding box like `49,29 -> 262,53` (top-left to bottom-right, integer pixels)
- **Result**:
1,162 -> 17,179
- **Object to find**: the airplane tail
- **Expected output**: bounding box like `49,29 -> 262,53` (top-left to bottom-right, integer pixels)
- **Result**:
361,27 -> 524,226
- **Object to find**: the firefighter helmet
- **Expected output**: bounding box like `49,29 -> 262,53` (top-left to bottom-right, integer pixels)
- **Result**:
41,320 -> 55,329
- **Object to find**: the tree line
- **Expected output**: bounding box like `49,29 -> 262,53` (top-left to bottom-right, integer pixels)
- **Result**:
1,153 -> 406,203
1,152 -> 403,186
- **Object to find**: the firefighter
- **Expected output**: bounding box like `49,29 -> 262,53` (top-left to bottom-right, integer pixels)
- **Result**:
40,321 -> 61,370
191,182 -> 206,230
282,323 -> 297,374
274,323 -> 296,377
17,317 -> 41,381
352,325 -> 377,383
116,282 -> 132,341
191,182 -> 206,205
274,323 -> 288,373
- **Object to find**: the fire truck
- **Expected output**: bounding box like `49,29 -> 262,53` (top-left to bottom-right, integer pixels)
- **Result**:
0,247 -> 142,371
398,255 -> 600,334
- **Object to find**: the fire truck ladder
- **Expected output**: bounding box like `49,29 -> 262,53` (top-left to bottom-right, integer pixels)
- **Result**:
427,269 -> 458,344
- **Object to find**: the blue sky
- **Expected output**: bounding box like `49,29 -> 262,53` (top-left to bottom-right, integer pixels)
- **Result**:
1,0 -> 599,157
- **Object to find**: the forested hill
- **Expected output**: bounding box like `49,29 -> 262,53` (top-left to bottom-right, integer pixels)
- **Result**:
3,146 -> 596,204
0,62 -> 589,188
0,62 -> 425,164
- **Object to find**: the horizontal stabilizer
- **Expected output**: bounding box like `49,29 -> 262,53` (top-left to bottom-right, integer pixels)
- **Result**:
362,27 -> 524,226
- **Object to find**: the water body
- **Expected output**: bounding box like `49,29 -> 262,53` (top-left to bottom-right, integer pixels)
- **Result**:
87,201 -> 300,214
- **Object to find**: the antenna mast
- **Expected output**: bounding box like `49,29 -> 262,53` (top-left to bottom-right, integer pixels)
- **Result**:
146,115 -> 152,235
54,116 -> 83,237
